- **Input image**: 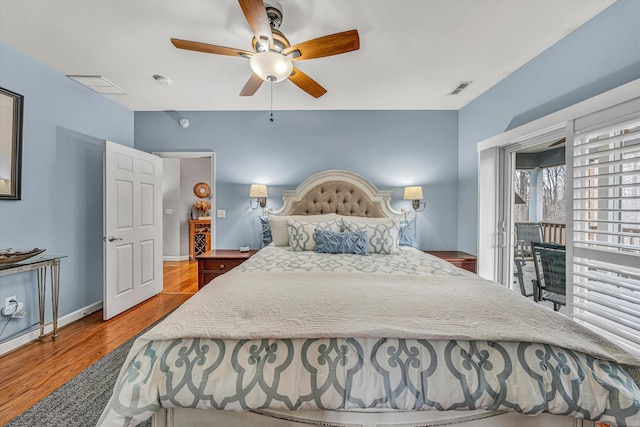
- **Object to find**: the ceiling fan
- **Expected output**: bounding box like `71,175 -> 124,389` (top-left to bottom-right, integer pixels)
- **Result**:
170,0 -> 360,98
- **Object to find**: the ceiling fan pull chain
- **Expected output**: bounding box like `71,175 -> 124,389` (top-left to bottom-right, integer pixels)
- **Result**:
270,81 -> 274,122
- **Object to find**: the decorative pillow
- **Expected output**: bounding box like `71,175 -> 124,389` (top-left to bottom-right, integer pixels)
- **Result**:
259,216 -> 272,246
314,229 -> 368,256
399,216 -> 417,248
287,219 -> 341,252
342,218 -> 400,254
269,213 -> 337,246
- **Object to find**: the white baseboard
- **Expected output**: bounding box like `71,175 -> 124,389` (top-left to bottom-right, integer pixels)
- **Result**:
0,300 -> 103,356
163,255 -> 189,262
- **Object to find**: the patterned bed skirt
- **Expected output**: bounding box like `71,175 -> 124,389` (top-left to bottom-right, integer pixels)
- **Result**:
97,337 -> 640,427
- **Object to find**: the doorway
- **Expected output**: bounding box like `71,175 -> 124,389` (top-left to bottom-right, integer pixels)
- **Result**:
154,151 -> 216,259
154,151 -> 216,294
509,140 -> 567,313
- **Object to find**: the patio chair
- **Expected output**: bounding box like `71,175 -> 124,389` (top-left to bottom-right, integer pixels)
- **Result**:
514,257 -> 533,297
515,222 -> 544,258
531,242 -> 566,311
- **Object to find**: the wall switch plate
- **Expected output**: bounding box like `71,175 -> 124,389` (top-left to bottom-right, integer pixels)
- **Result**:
164,208 -> 173,215
217,210 -> 226,218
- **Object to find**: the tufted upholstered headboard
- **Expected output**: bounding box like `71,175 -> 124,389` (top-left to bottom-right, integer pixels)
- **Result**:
266,170 -> 406,220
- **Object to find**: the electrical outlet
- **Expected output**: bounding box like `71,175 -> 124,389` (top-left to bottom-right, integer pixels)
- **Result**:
217,210 -> 226,218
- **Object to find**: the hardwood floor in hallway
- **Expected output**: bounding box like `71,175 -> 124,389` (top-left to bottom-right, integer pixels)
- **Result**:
0,260 -> 198,425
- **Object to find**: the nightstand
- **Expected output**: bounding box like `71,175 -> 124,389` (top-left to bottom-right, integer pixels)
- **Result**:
424,251 -> 477,273
196,249 -> 257,289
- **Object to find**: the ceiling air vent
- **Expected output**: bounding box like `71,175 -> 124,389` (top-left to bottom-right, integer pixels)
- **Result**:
67,75 -> 127,95
449,81 -> 472,95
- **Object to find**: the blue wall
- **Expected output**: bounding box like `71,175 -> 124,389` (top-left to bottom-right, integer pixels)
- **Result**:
134,110 -> 459,250
457,0 -> 640,254
0,43 -> 134,342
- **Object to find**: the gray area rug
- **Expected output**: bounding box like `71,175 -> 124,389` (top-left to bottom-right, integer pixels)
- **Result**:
6,316 -> 168,427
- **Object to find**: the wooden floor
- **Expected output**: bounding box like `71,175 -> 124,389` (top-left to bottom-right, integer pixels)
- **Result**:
0,260 -> 198,425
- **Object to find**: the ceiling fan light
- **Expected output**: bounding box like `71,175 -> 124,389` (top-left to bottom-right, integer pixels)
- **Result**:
249,51 -> 292,83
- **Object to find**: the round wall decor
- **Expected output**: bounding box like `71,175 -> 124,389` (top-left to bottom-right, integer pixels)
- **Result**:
193,182 -> 211,198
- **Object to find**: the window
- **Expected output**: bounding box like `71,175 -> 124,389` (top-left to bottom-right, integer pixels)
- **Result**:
571,113 -> 640,355
542,165 -> 566,224
514,169 -> 530,223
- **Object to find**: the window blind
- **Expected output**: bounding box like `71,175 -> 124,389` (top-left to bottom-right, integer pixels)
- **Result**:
571,111 -> 640,356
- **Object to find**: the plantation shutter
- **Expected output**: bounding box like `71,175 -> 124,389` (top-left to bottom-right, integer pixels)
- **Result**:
570,101 -> 640,356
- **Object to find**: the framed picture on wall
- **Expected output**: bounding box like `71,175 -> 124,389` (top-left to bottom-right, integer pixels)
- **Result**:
0,87 -> 24,200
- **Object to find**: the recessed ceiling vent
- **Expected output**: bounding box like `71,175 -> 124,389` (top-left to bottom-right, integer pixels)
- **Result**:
66,75 -> 127,95
449,81 -> 472,95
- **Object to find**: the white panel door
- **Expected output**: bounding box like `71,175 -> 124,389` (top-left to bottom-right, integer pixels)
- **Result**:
104,140 -> 163,320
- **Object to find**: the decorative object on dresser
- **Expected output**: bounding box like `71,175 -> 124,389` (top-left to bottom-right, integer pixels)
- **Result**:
0,248 -> 45,264
249,184 -> 268,209
192,200 -> 211,219
425,250 -> 477,273
0,87 -> 24,200
188,219 -> 211,260
196,249 -> 257,289
403,185 -> 425,212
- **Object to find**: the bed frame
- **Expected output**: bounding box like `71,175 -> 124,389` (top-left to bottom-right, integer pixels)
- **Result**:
152,170 -> 595,427
265,169 -> 407,220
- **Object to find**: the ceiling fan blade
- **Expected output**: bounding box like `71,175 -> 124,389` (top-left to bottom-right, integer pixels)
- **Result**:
288,68 -> 327,98
238,0 -> 273,50
239,73 -> 264,96
171,38 -> 253,58
284,30 -> 359,61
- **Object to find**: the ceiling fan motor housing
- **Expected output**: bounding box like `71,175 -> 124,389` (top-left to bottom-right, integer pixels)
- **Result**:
265,2 -> 283,29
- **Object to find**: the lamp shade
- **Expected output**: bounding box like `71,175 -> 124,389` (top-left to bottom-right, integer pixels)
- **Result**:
249,184 -> 268,198
403,186 -> 424,200
249,51 -> 293,83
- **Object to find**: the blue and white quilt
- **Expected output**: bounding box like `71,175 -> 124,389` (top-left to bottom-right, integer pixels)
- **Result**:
98,246 -> 640,427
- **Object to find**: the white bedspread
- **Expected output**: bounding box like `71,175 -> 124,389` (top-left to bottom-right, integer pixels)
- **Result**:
122,246 -> 640,375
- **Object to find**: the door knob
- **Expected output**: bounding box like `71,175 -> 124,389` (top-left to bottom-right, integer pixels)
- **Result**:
108,236 -> 123,242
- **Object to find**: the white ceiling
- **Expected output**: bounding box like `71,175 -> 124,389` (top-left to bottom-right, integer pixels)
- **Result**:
0,0 -> 616,112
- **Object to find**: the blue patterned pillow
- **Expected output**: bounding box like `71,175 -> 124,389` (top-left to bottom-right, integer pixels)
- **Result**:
259,216 -> 272,246
287,220 -> 341,252
314,229 -> 368,256
399,216 -> 417,248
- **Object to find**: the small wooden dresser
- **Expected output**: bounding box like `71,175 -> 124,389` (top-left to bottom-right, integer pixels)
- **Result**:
196,249 -> 257,289
188,219 -> 211,260
424,250 -> 477,273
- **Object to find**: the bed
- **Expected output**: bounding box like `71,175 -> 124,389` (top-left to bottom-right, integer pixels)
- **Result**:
98,170 -> 640,427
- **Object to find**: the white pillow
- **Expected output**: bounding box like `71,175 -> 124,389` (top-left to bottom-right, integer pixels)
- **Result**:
269,213 -> 338,246
342,217 -> 400,254
338,216 -> 394,227
287,219 -> 341,252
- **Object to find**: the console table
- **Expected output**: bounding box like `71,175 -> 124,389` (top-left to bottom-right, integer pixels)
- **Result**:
0,255 -> 66,340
